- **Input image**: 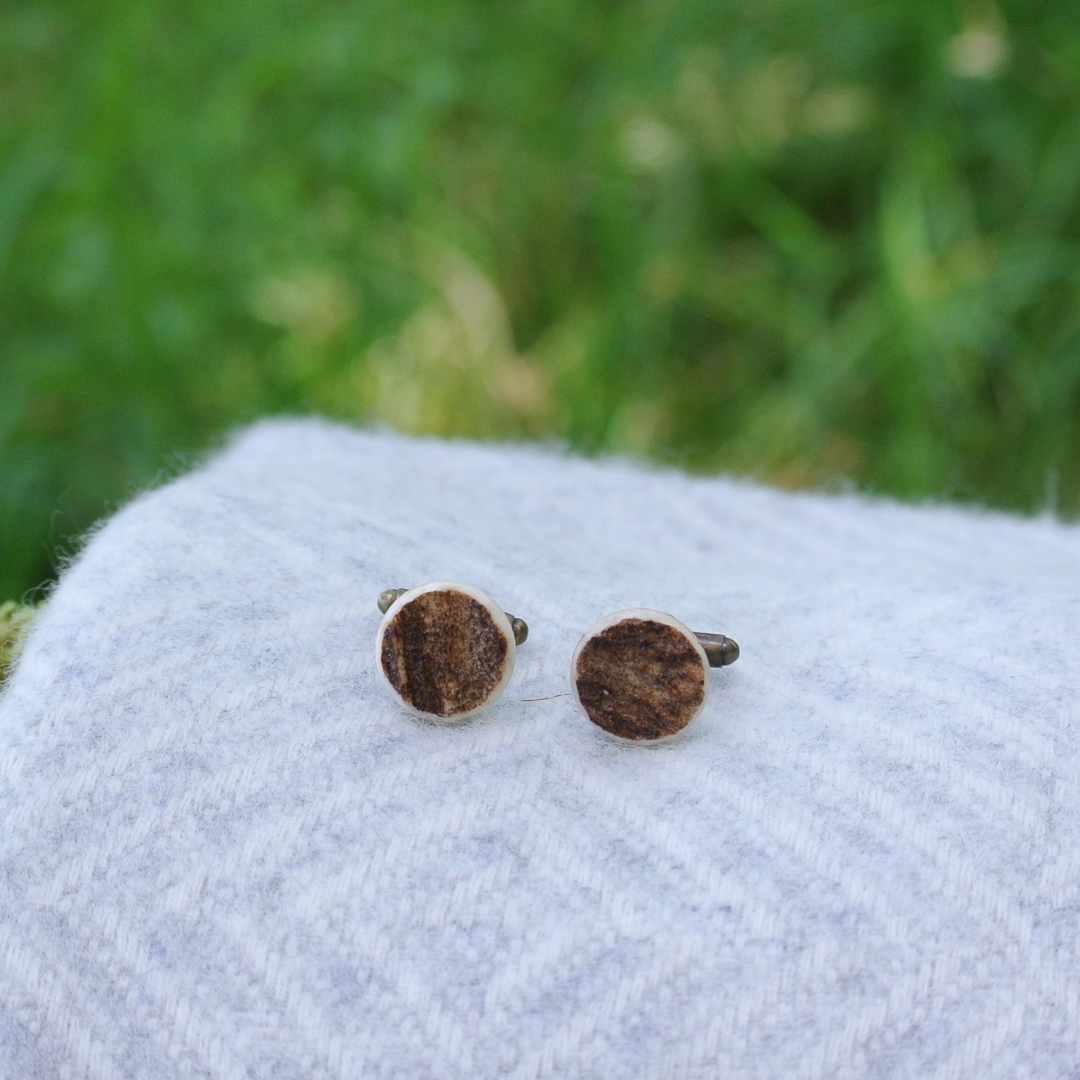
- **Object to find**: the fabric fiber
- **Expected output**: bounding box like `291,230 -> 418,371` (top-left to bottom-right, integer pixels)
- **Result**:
1,419 -> 1078,1079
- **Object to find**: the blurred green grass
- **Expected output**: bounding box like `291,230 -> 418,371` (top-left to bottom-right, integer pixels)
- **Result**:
3,0 -> 1080,599
0,600 -> 35,684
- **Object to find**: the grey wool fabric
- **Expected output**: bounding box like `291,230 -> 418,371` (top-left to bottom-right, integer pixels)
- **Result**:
1,419 -> 1079,1079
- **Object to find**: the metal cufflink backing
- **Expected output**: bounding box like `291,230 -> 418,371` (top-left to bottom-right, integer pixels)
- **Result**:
376,583 -> 528,720
570,608 -> 739,742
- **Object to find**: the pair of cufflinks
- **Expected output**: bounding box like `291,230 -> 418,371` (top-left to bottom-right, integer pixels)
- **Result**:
375,583 -> 739,743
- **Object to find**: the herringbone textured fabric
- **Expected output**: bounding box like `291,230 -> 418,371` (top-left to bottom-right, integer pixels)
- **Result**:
1,420 -> 1078,1079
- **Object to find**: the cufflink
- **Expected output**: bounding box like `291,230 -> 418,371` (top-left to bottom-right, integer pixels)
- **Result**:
570,609 -> 739,741
376,583 -> 528,720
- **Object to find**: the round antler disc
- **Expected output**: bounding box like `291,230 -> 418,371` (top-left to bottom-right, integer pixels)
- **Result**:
377,583 -> 515,719
572,610 -> 708,741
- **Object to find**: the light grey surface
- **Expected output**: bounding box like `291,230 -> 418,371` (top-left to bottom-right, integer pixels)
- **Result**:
1,419 -> 1078,1079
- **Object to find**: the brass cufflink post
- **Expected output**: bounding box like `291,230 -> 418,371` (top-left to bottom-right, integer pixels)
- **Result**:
378,588 -> 529,645
693,633 -> 740,667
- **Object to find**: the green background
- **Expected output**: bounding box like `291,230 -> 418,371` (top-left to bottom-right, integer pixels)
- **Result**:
3,0 -> 1080,600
